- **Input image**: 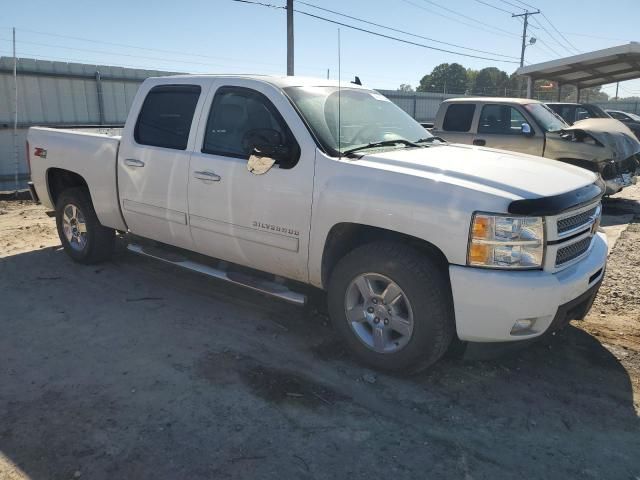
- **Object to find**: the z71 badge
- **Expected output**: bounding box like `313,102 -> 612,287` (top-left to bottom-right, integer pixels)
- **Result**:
253,221 -> 299,237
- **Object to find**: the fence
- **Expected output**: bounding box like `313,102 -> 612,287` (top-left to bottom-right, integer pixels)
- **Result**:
0,57 -> 175,191
376,90 -> 461,122
592,100 -> 640,114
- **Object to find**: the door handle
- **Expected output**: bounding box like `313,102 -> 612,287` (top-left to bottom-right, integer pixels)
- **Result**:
124,158 -> 145,168
194,171 -> 221,182
473,139 -> 486,146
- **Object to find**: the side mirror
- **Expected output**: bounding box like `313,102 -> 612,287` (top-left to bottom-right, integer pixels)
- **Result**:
521,123 -> 534,137
243,128 -> 292,175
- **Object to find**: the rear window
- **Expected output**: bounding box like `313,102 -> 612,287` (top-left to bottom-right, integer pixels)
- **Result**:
134,85 -> 201,150
442,104 -> 475,132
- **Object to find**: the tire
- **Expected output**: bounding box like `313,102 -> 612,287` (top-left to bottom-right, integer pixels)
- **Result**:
327,242 -> 454,373
55,187 -> 115,264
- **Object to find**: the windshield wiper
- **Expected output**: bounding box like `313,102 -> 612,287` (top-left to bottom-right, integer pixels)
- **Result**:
343,139 -> 420,156
416,136 -> 446,144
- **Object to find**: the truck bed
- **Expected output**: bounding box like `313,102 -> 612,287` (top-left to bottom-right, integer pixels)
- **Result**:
27,127 -> 127,231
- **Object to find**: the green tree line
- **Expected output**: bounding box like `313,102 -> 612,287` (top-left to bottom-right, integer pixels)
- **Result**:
397,63 -> 609,102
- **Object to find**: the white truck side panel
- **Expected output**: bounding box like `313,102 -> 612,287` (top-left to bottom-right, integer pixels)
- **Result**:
27,127 -> 127,231
306,150 -> 511,288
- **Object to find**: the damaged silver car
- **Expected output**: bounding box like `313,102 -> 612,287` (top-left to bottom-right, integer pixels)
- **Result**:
432,98 -> 640,194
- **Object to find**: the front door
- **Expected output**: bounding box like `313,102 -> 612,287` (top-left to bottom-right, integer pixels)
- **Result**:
474,104 -> 544,156
117,81 -> 209,250
187,81 -> 315,282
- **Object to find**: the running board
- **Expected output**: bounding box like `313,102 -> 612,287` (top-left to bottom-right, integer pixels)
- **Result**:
126,243 -> 306,306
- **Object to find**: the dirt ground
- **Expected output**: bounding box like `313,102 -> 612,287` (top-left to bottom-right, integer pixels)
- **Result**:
1,189 -> 639,480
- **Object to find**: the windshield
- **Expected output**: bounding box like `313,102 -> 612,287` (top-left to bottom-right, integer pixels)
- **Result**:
284,86 -> 431,155
524,103 -> 568,133
627,112 -> 640,122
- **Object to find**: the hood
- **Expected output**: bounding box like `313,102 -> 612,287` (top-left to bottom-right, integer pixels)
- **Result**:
355,143 -> 597,201
563,118 -> 640,160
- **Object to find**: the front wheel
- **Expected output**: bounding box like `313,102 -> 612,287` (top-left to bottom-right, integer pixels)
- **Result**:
328,242 -> 455,373
55,188 -> 115,264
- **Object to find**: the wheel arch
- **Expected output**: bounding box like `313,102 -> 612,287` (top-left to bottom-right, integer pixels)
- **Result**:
320,222 -> 450,289
46,168 -> 90,207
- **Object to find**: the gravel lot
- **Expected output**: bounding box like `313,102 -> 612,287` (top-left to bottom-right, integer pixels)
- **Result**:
1,188 -> 639,480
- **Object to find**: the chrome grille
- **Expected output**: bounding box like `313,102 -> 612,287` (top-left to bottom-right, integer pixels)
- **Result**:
557,206 -> 598,235
555,237 -> 592,267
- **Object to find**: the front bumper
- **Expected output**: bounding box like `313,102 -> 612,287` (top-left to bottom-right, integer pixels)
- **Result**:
603,171 -> 637,195
449,231 -> 607,343
602,157 -> 639,195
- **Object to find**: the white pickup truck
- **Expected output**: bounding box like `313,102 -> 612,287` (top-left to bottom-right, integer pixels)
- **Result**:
27,75 -> 608,372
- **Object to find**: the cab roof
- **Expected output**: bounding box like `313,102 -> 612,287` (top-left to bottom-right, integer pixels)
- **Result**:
151,74 -> 370,90
442,97 -> 542,105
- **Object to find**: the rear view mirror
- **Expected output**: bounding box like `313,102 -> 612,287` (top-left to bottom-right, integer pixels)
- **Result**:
521,123 -> 533,137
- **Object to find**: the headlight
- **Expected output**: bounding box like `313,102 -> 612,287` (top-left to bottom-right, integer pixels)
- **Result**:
468,213 -> 544,269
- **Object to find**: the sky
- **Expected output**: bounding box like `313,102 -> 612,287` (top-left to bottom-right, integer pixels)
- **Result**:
1,0 -> 639,97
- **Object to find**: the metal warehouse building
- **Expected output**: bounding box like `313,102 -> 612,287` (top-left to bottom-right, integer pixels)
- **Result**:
0,57 -> 175,191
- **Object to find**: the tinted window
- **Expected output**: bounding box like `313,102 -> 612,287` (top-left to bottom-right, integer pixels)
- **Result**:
549,105 -> 575,124
442,104 -> 475,132
478,104 -> 528,135
202,87 -> 299,168
135,85 -> 201,150
575,107 -> 592,122
609,111 -> 629,121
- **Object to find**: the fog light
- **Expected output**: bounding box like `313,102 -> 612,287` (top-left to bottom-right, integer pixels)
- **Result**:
510,318 -> 536,335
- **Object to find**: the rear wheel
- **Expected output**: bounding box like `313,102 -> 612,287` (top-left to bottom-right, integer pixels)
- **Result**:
328,242 -> 454,373
55,188 -> 115,264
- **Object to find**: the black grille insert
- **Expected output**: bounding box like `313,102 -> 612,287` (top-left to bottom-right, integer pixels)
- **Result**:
557,206 -> 597,235
556,237 -> 592,266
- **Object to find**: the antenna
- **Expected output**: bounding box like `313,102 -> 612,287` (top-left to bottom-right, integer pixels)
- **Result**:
338,28 -> 341,159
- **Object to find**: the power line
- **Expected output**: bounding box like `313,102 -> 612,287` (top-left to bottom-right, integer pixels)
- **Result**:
232,0 -> 519,62
0,26 -> 295,69
0,37 -> 289,71
535,38 -> 564,58
474,0 -> 514,15
509,0 -> 539,11
496,0 -> 526,11
530,16 -> 572,56
400,0 -> 520,39
416,0 -> 521,37
540,12 -> 581,54
558,31 -> 631,42
297,1 -> 520,59
294,9 -> 520,63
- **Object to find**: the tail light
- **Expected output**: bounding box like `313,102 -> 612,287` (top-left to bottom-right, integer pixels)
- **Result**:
25,141 -> 31,177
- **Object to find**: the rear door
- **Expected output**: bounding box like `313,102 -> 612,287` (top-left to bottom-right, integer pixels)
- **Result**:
117,80 -> 210,250
187,80 -> 316,282
474,104 -> 544,156
433,103 -> 476,144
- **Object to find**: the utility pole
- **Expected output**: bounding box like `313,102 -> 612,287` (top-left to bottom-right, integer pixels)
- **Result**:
286,0 -> 294,76
615,82 -> 619,100
12,27 -> 19,193
512,10 -> 540,68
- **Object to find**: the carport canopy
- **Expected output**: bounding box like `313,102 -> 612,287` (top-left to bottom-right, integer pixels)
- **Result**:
516,42 -> 640,99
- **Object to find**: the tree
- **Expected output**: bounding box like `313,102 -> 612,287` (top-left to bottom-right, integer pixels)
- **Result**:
397,84 -> 414,92
473,67 -> 509,95
417,63 -> 468,93
466,68 -> 478,93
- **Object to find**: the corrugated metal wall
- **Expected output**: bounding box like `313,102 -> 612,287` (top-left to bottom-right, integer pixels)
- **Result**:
377,90 -> 460,122
0,57 -> 176,191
